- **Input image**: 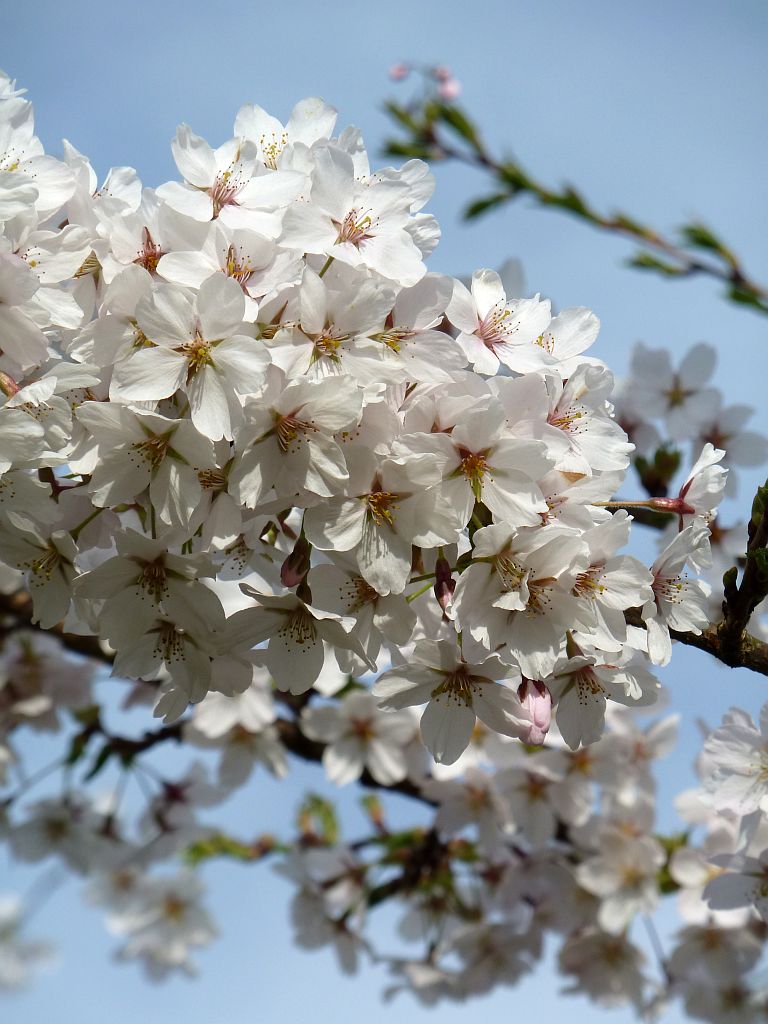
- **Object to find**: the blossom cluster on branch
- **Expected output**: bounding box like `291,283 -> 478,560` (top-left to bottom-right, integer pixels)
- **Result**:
1,68 -> 768,1019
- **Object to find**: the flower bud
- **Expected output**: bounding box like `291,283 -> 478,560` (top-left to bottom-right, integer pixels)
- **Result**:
0,370 -> 20,397
389,62 -> 410,81
438,78 -> 461,101
518,679 -> 552,746
433,556 -> 455,612
280,537 -> 312,588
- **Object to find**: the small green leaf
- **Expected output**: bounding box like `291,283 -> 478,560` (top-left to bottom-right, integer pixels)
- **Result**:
748,547 -> 768,584
463,192 -> 511,220
542,185 -> 592,218
726,284 -> 768,314
750,480 -> 768,529
435,104 -> 481,148
680,222 -> 736,265
497,162 -> 534,192
627,251 -> 686,276
383,101 -> 420,134
613,212 -> 654,238
83,743 -> 114,781
297,793 -> 339,844
381,140 -> 435,162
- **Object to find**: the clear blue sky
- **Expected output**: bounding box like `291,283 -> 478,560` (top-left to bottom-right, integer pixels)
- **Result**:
4,1 -> 768,1022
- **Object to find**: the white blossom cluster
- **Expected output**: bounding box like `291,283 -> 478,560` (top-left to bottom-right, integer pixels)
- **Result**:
1,69 -> 768,1018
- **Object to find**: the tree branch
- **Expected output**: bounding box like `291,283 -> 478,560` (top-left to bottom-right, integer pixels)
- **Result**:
383,99 -> 768,316
626,608 -> 768,676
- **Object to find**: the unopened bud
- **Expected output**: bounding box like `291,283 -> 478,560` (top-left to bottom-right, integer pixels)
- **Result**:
518,679 -> 552,746
433,556 -> 455,612
0,371 -> 20,398
280,537 -> 311,588
389,62 -> 410,81
650,496 -> 694,515
437,78 -> 462,101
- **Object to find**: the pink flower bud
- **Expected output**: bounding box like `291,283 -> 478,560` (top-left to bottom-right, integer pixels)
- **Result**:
433,556 -> 455,612
437,78 -> 462,101
389,62 -> 411,81
650,496 -> 694,515
517,680 -> 552,746
280,537 -> 311,588
0,371 -> 20,397
433,64 -> 453,82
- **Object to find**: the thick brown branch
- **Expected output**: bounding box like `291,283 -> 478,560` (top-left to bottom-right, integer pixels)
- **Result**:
626,608 -> 768,676
720,504 -> 768,656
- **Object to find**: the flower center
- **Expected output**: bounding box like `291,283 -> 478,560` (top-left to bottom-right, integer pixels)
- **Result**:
431,667 -> 477,707
137,560 -> 168,601
274,411 -> 315,453
548,405 -> 585,434
477,302 -> 516,350
208,165 -> 246,216
653,573 -> 685,604
363,489 -> 399,527
335,208 -> 375,247
259,131 -> 288,170
573,566 -> 606,598
495,555 -> 526,592
458,448 -> 490,500
281,608 -> 317,646
372,327 -> 413,353
223,243 -> 254,290
132,433 -> 171,469
182,334 -> 214,377
31,547 -> 61,579
134,227 -> 164,273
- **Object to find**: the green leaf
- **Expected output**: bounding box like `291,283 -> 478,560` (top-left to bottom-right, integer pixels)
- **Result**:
680,222 -> 736,265
297,793 -> 339,845
627,251 -> 686,276
727,284 -> 768,315
748,547 -> 768,584
383,101 -> 420,134
435,104 -> 481,148
65,729 -> 93,766
613,212 -> 653,238
83,743 -> 114,781
542,185 -> 592,218
496,162 -> 534,192
463,192 -> 511,220
634,445 -> 681,498
751,480 -> 768,529
381,140 -> 435,162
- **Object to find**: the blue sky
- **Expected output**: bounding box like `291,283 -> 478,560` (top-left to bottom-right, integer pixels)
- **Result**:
4,1 -> 768,1022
